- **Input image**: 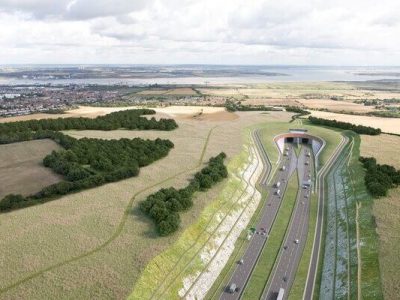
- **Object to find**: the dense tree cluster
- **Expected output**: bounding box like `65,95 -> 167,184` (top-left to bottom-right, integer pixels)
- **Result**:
224,100 -> 278,112
140,152 -> 228,236
0,134 -> 174,212
285,106 -> 310,114
308,116 -> 381,135
285,106 -> 311,122
0,109 -> 178,212
359,157 -> 400,197
0,109 -> 177,144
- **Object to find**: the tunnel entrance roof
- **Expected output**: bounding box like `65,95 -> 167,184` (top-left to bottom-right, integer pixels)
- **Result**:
289,128 -> 308,134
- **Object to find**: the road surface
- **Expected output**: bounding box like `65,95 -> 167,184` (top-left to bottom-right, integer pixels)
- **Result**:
220,132 -> 297,300
261,145 -> 313,300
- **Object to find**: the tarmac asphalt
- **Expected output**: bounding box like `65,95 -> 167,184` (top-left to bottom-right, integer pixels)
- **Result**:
261,146 -> 313,300
220,132 -> 301,300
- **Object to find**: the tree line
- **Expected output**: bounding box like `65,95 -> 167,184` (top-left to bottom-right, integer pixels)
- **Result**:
308,116 -> 381,135
359,157 -> 400,197
285,106 -> 311,122
140,152 -> 228,236
0,109 -> 178,144
0,109 -> 178,212
0,134 -> 174,212
224,100 -> 279,112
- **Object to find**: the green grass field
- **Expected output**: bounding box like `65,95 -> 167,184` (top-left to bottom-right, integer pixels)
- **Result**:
347,133 -> 383,299
129,129 -> 263,299
242,170 -> 299,299
361,134 -> 400,300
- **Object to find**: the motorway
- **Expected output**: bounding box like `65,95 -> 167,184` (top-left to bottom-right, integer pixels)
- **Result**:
219,131 -> 347,300
220,132 -> 298,300
261,145 -> 313,300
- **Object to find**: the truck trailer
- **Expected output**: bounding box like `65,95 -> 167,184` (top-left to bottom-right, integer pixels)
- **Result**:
277,288 -> 285,300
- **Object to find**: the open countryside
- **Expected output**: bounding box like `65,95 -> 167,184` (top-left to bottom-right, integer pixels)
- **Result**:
1,0 -> 400,299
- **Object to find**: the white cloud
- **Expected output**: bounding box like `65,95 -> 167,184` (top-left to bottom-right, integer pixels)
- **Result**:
0,0 -> 399,64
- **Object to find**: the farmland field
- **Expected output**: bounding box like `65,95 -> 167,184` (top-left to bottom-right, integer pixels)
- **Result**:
361,133 -> 400,300
199,81 -> 400,114
309,110 -> 400,134
0,139 -> 62,198
0,110 -> 291,299
0,91 -> 395,300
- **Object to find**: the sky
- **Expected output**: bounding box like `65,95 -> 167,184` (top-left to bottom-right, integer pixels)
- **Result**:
0,0 -> 399,65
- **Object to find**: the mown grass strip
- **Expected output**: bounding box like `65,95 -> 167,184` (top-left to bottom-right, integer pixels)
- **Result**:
242,170 -> 299,300
288,192 -> 318,300
0,126 -> 216,296
345,133 -> 383,299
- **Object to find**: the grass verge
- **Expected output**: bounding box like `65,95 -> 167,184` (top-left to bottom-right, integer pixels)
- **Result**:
347,133 -> 383,299
128,130 -> 260,299
288,193 -> 318,300
315,132 -> 383,300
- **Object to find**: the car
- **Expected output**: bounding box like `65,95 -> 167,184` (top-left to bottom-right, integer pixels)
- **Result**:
301,201 -> 305,205
235,286 -> 241,293
260,227 -> 265,231
238,259 -> 244,265
227,283 -> 237,294
283,245 -> 288,250
262,232 -> 266,236
294,239 -> 299,244
283,276 -> 287,282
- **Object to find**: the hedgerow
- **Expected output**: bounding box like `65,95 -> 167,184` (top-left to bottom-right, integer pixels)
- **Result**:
308,116 -> 381,135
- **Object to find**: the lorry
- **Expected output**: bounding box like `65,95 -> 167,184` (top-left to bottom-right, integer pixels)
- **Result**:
277,288 -> 285,300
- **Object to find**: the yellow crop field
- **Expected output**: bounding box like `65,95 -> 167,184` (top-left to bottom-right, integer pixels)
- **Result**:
310,110 -> 400,134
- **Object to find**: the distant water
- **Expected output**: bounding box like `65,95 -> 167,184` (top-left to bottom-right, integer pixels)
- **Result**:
0,66 -> 399,86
